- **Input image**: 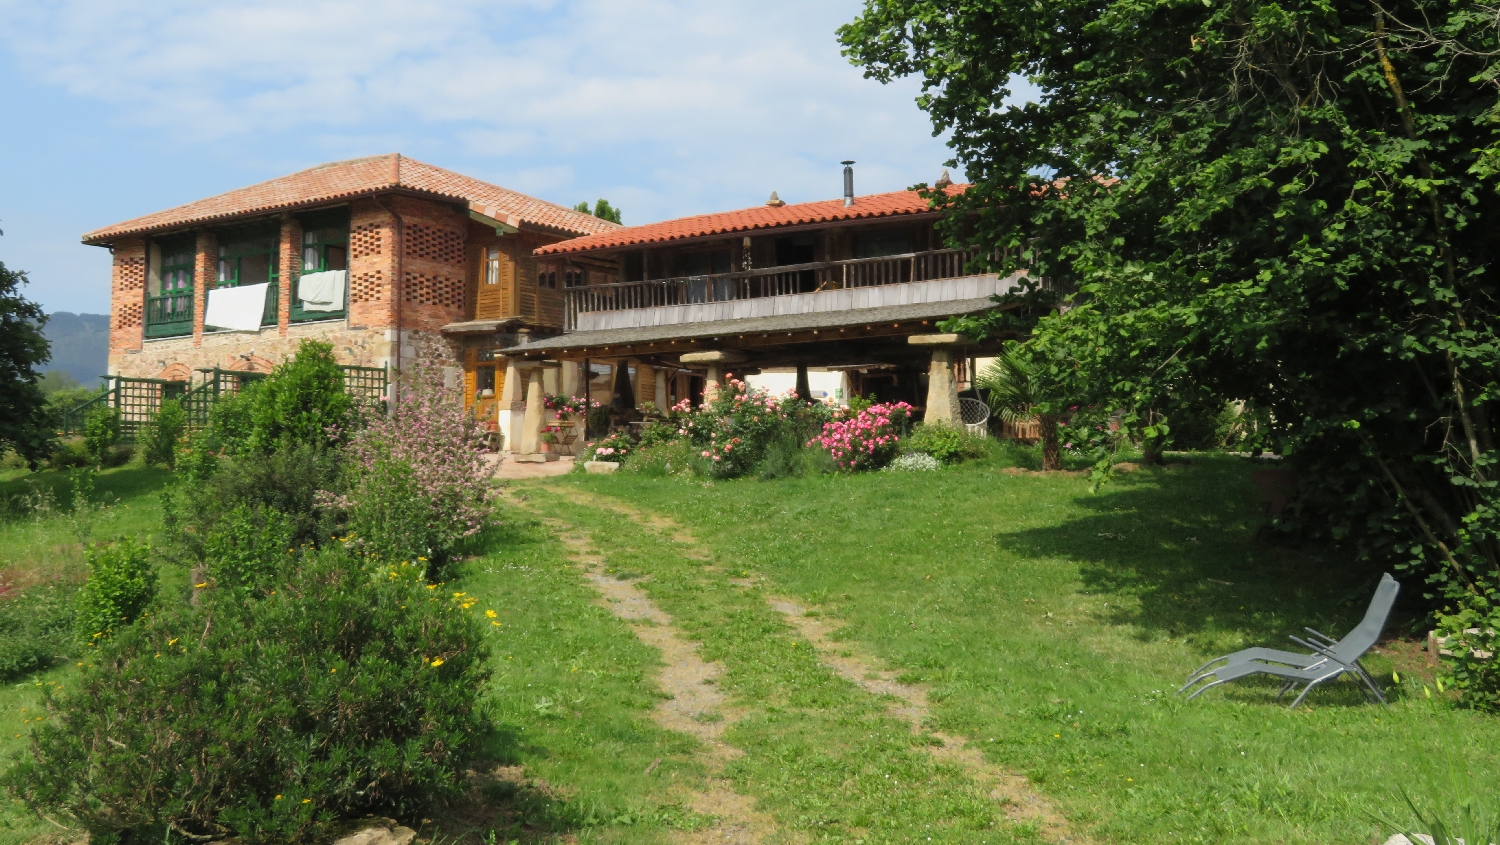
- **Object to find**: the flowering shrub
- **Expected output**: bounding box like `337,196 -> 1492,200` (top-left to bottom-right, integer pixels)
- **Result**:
7,546 -> 490,845
584,431 -> 634,463
810,402 -> 915,472
74,539 -> 156,645
543,394 -> 599,416
676,376 -> 830,478
884,452 -> 941,472
330,368 -> 494,564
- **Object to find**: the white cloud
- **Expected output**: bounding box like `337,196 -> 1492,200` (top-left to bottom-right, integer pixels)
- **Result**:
0,0 -> 962,226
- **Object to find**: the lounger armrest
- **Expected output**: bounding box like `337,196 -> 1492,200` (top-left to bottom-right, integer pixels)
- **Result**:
1304,628 -> 1338,647
1289,635 -> 1354,667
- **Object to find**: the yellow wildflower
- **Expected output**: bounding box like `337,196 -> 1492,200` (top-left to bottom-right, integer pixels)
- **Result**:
194,583 -> 208,589
430,658 -> 445,667
485,610 -> 497,618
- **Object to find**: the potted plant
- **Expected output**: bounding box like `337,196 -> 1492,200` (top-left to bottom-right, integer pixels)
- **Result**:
538,425 -> 563,453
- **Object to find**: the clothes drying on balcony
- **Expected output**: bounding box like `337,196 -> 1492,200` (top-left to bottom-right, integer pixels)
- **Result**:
298,270 -> 348,312
204,282 -> 270,332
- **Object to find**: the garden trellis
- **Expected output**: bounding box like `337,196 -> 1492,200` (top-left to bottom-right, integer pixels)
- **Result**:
62,365 -> 389,444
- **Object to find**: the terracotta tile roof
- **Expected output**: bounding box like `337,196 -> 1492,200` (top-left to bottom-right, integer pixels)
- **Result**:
83,154 -> 620,244
533,185 -> 965,257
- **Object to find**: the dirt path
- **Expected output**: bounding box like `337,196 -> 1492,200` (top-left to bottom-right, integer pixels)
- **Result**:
521,506 -> 783,845
540,485 -> 1088,845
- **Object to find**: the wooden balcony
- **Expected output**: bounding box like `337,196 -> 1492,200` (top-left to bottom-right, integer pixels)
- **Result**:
563,248 -> 980,331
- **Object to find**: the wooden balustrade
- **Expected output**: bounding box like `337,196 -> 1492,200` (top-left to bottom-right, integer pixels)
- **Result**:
563,249 -> 978,330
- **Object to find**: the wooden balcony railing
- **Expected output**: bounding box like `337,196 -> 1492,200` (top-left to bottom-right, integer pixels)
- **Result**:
145,291 -> 194,338
563,248 -> 979,330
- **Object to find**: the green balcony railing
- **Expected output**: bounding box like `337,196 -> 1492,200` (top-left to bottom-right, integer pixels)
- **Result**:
145,291 -> 194,338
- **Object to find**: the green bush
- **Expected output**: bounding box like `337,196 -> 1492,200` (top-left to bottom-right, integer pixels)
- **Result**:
142,399 -> 186,468
82,406 -> 121,466
904,422 -> 986,464
164,442 -> 342,572
6,547 -> 492,844
0,582 -> 77,681
209,342 -> 354,456
620,440 -> 705,478
203,505 -> 298,596
73,539 -> 157,644
1437,590 -> 1500,711
48,437 -> 91,470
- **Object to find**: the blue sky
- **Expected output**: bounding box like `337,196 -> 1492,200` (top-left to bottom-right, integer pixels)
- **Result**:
0,0 -> 1033,315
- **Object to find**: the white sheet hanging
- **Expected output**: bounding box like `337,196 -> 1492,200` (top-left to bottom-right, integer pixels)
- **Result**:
203,283 -> 269,332
298,270 -> 347,312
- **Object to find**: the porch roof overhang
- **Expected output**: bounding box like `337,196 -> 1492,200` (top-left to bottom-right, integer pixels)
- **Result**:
502,294 -> 1011,361
439,317 -> 528,335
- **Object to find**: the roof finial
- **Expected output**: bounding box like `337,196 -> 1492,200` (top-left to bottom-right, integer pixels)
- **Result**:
935,168 -> 952,188
766,191 -> 786,208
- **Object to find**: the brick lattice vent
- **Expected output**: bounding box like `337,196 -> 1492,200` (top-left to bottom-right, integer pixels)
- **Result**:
350,223 -> 383,260
402,272 -> 464,308
404,223 -> 464,264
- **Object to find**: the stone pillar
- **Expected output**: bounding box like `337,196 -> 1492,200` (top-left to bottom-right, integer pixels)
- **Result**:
909,334 -> 971,425
520,369 -> 543,454
542,365 -> 559,396
704,363 -> 723,401
192,230 -> 217,347
682,350 -> 747,404
277,216 -> 301,337
499,358 -> 524,453
562,361 -> 583,397
654,367 -> 668,410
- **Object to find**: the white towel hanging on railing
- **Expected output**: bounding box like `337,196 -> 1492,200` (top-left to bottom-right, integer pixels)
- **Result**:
204,283 -> 269,332
298,270 -> 347,312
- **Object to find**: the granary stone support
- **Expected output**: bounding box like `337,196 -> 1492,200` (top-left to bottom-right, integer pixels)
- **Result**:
909,333 -> 972,425
681,350 -> 747,401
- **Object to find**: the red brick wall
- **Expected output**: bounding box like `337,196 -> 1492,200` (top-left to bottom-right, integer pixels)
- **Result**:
278,216 -> 301,336
348,198 -> 392,328
394,196 -> 468,331
192,230 -> 217,346
108,238 -> 147,359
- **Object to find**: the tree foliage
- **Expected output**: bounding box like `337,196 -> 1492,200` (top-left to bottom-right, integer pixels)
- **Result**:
573,198 -> 623,224
0,261 -> 53,464
841,1 -> 1500,603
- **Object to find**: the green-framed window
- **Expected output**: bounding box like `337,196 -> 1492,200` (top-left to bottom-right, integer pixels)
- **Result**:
216,229 -> 280,328
293,213 -> 350,322
145,236 -> 196,338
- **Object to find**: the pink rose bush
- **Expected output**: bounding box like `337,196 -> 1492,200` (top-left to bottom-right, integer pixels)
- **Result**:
583,430 -> 634,462
810,402 -> 915,471
324,368 -> 495,563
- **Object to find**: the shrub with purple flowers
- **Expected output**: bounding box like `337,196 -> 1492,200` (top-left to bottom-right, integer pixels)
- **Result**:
328,368 -> 495,564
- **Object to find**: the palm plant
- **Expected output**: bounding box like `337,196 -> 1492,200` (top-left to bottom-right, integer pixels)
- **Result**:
978,345 -> 1062,470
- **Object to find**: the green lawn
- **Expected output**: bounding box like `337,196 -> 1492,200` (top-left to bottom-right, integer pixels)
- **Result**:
2,454 -> 1494,844
517,455 -> 1500,844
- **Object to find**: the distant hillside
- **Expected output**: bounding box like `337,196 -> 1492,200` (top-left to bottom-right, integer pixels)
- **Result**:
42,312 -> 110,385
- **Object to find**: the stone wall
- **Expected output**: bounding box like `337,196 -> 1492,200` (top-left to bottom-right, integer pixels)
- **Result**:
111,321 -> 459,381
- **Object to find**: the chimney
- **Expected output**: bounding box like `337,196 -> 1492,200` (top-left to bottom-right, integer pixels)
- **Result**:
766,191 -> 786,208
841,161 -> 855,207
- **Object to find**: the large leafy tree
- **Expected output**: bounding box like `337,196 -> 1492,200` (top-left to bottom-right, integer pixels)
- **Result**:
840,2 -> 1500,599
0,260 -> 52,464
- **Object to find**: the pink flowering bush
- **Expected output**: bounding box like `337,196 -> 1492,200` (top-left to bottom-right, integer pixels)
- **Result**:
810,402 -> 915,471
327,368 -> 495,564
676,376 -> 830,478
543,394 -> 599,416
583,431 -> 634,463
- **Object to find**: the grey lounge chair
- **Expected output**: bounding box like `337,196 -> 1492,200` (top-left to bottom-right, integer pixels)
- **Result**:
1178,573 -> 1400,707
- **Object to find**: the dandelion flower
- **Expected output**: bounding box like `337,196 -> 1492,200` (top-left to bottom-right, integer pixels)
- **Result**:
430,658 -> 445,667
